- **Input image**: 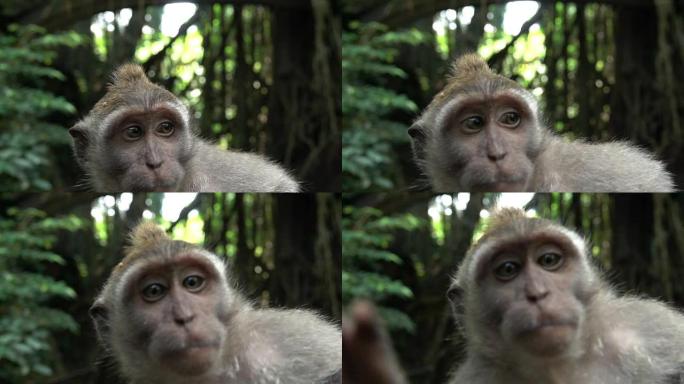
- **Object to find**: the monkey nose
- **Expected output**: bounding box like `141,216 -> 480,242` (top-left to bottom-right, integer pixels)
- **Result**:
525,289 -> 549,303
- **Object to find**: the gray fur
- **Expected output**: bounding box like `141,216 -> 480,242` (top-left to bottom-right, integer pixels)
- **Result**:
181,141 -> 300,192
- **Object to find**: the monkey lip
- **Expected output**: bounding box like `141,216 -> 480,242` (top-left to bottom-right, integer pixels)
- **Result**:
163,340 -> 220,359
183,339 -> 221,351
520,319 -> 578,336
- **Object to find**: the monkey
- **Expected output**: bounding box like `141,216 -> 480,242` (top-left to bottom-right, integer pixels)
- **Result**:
408,54 -> 675,192
342,209 -> 684,384
90,221 -> 341,384
449,208 -> 684,383
69,64 -> 300,192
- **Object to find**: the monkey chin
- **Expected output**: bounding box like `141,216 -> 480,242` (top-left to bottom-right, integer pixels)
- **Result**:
459,166 -> 531,192
473,180 -> 528,192
124,174 -> 182,192
158,342 -> 221,377
516,323 -> 578,357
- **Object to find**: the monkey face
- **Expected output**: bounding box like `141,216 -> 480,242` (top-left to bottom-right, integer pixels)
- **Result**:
97,106 -> 193,192
409,54 -> 547,192
471,238 -> 591,358
427,92 -> 542,191
109,252 -> 233,378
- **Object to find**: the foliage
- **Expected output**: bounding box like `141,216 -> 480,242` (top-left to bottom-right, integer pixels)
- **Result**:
342,22 -> 424,191
0,24 -> 82,193
0,208 -> 82,381
342,205 -> 422,332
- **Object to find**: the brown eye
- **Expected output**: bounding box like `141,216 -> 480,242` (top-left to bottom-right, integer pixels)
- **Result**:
157,121 -> 174,136
462,116 -> 485,133
494,261 -> 520,281
183,275 -> 205,292
499,111 -> 521,127
538,253 -> 563,270
124,125 -> 144,140
142,283 -> 166,302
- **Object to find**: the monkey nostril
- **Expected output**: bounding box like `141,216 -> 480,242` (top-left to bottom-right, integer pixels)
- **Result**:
174,313 -> 195,325
526,290 -> 549,303
488,153 -> 506,162
146,160 -> 163,169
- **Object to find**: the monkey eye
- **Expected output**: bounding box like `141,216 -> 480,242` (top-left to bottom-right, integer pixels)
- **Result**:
493,261 -> 520,281
537,252 -> 563,270
183,275 -> 205,292
142,283 -> 167,302
124,125 -> 144,140
499,111 -> 521,127
156,121 -> 175,136
462,116 -> 485,133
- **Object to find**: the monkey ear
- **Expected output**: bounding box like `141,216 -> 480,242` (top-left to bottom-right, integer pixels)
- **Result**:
408,122 -> 427,163
89,298 -> 110,341
68,122 -> 90,166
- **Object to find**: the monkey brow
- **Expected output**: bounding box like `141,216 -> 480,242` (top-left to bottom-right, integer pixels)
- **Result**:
472,231 -> 576,282
121,253 -> 219,299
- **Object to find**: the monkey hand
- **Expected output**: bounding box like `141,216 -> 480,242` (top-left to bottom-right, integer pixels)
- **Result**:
342,301 -> 408,384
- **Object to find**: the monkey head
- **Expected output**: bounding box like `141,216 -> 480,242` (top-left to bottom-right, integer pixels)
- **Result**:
90,222 -> 237,380
409,54 -> 545,192
449,209 -> 601,360
69,64 -> 194,192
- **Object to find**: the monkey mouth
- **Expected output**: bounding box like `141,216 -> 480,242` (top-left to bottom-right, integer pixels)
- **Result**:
163,339 -> 220,357
519,316 -> 578,335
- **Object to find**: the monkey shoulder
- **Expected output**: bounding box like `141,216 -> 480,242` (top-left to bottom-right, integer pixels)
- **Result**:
230,308 -> 341,382
590,295 -> 684,380
538,138 -> 674,192
186,140 -> 300,192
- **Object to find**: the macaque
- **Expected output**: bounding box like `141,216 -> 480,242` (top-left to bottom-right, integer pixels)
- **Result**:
342,209 -> 684,384
447,208 -> 684,383
408,54 -> 675,192
90,222 -> 341,384
69,64 -> 299,192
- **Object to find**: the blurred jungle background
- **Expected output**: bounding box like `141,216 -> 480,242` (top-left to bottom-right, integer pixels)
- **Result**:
342,0 -> 684,192
342,192 -> 684,383
0,192 -> 341,384
0,0 -> 340,193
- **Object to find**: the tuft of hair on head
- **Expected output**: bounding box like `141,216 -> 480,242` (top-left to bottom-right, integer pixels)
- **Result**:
128,221 -> 170,252
109,63 -> 148,88
484,207 -> 527,232
451,53 -> 492,78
